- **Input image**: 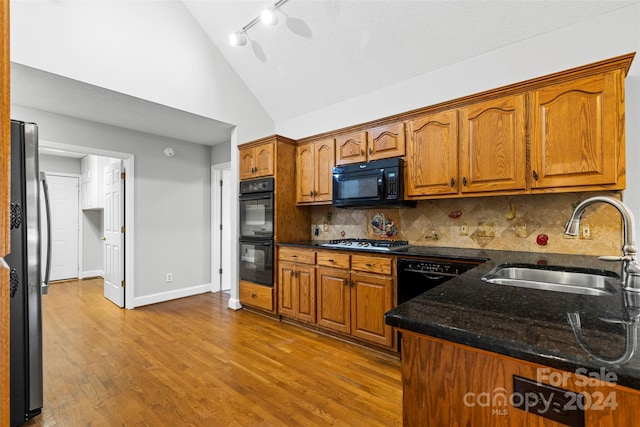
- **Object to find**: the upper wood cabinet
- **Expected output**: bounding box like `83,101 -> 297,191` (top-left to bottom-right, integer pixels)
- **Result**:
335,122 -> 406,165
459,94 -> 527,193
530,70 -> 625,190
296,138 -> 335,204
239,140 -> 275,180
406,110 -> 459,197
335,131 -> 367,165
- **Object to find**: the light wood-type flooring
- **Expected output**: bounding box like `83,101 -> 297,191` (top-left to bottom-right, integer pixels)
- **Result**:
25,278 -> 402,426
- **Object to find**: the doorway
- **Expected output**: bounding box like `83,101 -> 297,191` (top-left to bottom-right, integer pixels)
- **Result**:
39,140 -> 136,309
211,162 -> 232,293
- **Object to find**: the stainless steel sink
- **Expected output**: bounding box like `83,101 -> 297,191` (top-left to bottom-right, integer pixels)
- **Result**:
481,264 -> 619,296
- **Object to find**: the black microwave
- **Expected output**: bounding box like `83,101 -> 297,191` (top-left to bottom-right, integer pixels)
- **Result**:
332,158 -> 415,208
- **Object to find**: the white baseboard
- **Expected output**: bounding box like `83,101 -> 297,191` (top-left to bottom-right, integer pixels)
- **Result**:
133,283 -> 213,308
81,270 -> 104,279
228,298 -> 242,310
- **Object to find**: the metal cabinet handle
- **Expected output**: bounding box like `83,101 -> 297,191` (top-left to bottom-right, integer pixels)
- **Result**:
360,149 -> 365,156
450,178 -> 455,187
533,171 -> 539,181
251,292 -> 257,298
462,177 -> 468,186
366,263 -> 372,267
368,147 -> 372,156
343,279 -> 348,286
328,259 -> 334,263
309,191 -> 313,197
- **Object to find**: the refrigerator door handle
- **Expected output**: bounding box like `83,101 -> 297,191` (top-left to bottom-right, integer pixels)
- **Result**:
40,172 -> 52,295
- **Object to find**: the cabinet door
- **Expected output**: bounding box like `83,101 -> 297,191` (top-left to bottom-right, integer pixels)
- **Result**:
239,147 -> 256,181
351,273 -> 394,347
367,122 -> 406,161
278,262 -> 296,317
335,131 -> 366,165
296,143 -> 315,204
406,110 -> 459,197
459,95 -> 527,193
254,141 -> 275,178
530,71 -> 622,189
295,265 -> 316,323
316,267 -> 350,333
313,139 -> 335,202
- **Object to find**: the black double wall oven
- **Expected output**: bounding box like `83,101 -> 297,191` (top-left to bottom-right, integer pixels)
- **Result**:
239,177 -> 274,286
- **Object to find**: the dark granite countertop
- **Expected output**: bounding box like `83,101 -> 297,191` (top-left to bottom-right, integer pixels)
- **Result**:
278,241 -> 640,390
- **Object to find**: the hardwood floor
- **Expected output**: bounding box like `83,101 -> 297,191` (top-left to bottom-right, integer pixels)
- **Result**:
27,279 -> 401,426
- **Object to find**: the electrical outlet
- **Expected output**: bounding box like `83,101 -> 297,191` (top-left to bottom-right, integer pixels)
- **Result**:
459,223 -> 468,236
166,273 -> 173,282
580,224 -> 592,240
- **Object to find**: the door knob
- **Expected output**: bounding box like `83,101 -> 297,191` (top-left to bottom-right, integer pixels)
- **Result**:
101,237 -> 107,241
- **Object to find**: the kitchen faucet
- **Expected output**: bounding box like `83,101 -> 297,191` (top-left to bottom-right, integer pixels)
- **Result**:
564,196 -> 640,292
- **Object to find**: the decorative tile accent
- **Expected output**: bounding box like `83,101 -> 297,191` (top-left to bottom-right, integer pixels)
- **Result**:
310,192 -> 623,256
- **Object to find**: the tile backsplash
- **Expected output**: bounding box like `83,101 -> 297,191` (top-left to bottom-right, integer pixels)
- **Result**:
309,192 -> 624,256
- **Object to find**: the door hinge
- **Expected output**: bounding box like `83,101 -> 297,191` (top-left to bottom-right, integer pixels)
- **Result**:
121,172 -> 126,180
219,179 -> 223,187
219,224 -> 223,230
121,280 -> 126,288
121,226 -> 126,233
218,268 -> 223,274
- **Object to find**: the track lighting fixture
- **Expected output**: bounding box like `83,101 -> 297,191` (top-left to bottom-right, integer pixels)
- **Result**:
229,0 -> 289,47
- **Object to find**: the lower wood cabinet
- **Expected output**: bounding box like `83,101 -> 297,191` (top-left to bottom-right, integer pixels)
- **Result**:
401,331 -> 640,427
239,280 -> 274,312
279,247 -> 395,349
278,261 -> 316,323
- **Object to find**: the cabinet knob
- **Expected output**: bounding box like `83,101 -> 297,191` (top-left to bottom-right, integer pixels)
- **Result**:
309,191 -> 313,197
313,190 -> 318,197
251,292 -> 257,298
462,177 -> 468,186
368,147 -> 372,156
343,279 -> 348,286
532,171 -> 539,181
328,259 -> 334,263
450,178 -> 455,188
360,149 -> 365,156
366,263 -> 372,267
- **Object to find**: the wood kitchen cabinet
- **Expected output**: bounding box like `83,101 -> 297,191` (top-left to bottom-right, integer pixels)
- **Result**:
335,122 -> 406,165
405,109 -> 459,197
239,140 -> 274,180
296,138 -> 334,204
278,247 -> 316,323
316,251 -> 395,348
238,136 -> 310,315
530,70 -> 625,191
401,331 -> 640,427
459,94 -> 527,193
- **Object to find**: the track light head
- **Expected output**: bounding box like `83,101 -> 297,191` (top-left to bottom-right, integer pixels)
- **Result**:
229,32 -> 248,47
260,8 -> 278,26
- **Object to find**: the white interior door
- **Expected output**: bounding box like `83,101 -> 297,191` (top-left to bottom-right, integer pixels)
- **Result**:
221,168 -> 232,291
104,160 -> 124,307
47,174 -> 80,281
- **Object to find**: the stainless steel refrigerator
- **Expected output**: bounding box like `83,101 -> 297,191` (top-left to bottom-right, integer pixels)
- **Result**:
7,120 -> 51,426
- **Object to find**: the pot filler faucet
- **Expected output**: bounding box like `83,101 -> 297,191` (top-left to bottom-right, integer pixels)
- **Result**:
564,196 -> 640,292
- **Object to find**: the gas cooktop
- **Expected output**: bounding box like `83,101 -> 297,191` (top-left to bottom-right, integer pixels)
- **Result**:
321,238 -> 411,252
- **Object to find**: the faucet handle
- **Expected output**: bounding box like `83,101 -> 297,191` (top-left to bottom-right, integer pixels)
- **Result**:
598,255 -> 634,262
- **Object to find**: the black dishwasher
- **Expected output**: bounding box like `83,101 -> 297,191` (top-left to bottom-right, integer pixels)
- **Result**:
396,257 -> 483,304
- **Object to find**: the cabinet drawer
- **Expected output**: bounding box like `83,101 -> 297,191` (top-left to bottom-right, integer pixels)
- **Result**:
351,255 -> 392,275
240,280 -> 273,311
317,252 -> 350,269
279,247 -> 315,264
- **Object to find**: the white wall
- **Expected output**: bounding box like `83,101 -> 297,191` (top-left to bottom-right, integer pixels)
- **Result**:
277,4 -> 640,239
14,104 -> 212,303
39,154 -> 81,175
10,0 -> 274,144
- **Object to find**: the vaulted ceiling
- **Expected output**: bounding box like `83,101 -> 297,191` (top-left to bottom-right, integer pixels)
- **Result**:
11,0 -> 638,146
